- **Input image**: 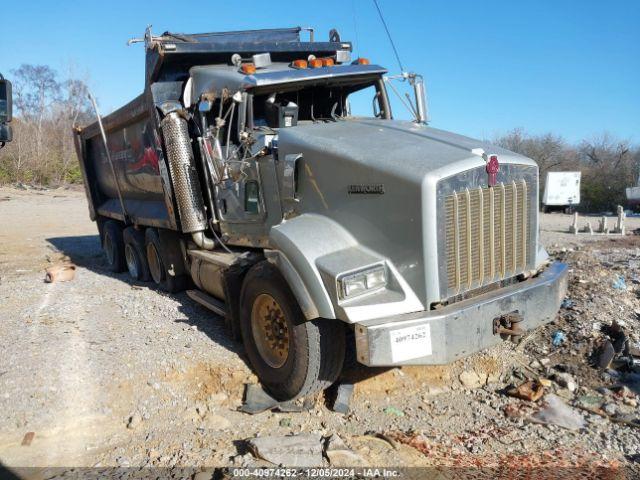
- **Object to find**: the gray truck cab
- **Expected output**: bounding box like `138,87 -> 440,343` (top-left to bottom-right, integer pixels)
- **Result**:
75,27 -> 567,400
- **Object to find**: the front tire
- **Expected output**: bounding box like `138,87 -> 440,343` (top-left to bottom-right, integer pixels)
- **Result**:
239,261 -> 345,400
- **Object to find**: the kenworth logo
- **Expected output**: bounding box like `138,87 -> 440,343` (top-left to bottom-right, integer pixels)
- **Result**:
348,184 -> 385,195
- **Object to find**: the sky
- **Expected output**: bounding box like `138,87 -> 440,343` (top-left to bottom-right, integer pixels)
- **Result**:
1,0 -> 638,144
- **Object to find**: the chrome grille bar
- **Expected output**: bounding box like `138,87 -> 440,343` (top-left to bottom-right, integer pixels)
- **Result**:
521,179 -> 528,267
444,179 -> 532,297
499,182 -> 506,279
512,181 -> 517,273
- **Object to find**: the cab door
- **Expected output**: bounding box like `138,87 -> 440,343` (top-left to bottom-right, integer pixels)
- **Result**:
215,153 -> 283,247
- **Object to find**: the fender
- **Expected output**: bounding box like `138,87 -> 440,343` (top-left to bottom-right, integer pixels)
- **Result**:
267,214 -> 359,320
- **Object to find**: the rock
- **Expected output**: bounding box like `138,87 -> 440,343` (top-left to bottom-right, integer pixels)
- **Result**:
279,417 -> 292,427
201,413 -> 232,430
193,471 -> 214,480
324,434 -> 365,467
248,433 -> 323,467
126,412 -> 142,430
603,403 -> 618,416
554,373 -> 577,392
459,370 -> 482,389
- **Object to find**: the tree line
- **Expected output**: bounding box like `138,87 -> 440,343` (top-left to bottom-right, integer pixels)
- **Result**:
0,64 -> 93,185
495,129 -> 640,212
0,63 -> 638,212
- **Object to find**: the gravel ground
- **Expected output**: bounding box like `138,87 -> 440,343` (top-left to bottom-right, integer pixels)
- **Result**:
1,186 -> 639,475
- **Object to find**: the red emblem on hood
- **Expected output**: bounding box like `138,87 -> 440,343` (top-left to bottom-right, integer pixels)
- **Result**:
486,154 -> 499,187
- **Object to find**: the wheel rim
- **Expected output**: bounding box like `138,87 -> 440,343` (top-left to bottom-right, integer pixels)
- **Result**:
251,293 -> 290,368
104,232 -> 115,266
147,243 -> 164,284
124,244 -> 139,279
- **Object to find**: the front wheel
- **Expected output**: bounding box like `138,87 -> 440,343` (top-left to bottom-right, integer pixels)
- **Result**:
239,261 -> 345,401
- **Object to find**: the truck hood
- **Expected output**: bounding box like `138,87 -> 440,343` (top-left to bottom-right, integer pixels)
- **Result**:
278,119 -> 534,184
275,119 -> 537,318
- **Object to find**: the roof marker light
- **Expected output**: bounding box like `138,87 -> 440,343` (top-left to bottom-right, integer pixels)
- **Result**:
309,58 -> 323,68
240,63 -> 256,74
321,58 -> 335,67
291,59 -> 308,69
355,58 -> 370,65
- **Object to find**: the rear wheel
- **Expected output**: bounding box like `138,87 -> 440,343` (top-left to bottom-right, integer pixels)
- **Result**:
239,261 -> 345,400
145,228 -> 187,293
102,220 -> 126,273
123,227 -> 151,281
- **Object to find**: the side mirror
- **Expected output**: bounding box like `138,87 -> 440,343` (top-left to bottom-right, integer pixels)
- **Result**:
409,74 -> 428,124
0,77 -> 12,144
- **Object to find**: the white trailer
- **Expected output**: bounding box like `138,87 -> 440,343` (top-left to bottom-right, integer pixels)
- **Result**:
542,171 -> 581,213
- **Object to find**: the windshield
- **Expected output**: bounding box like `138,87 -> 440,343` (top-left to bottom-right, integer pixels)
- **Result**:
247,76 -> 391,128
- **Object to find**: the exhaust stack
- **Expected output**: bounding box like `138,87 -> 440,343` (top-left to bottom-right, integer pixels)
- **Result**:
161,112 -> 214,249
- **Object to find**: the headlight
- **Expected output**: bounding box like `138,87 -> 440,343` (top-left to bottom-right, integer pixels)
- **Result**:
337,265 -> 387,300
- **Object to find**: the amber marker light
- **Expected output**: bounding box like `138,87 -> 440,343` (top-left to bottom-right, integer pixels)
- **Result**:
240,63 -> 256,74
291,59 -> 308,69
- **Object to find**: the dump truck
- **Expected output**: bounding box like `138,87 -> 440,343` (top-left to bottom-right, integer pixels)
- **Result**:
74,27 -> 568,400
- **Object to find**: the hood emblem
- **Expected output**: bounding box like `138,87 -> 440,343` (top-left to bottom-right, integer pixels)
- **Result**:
485,154 -> 499,187
348,184 -> 385,195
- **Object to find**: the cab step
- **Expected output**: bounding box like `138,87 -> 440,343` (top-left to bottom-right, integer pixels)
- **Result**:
186,289 -> 227,317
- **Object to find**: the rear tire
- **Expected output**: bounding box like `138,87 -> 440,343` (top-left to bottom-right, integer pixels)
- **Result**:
123,227 -> 151,281
239,261 -> 345,400
145,228 -> 187,293
102,220 -> 126,273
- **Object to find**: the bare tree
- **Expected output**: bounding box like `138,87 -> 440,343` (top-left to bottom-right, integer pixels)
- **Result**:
0,64 -> 93,185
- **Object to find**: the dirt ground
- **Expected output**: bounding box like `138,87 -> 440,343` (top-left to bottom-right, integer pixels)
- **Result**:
1,186 -> 640,476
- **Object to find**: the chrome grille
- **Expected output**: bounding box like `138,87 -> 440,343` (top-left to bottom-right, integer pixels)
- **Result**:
444,180 -> 530,295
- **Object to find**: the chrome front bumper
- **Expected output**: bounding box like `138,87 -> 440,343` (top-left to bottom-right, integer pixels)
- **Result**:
354,262 -> 568,366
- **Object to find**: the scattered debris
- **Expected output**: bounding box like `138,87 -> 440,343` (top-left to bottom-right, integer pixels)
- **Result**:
324,434 -> 365,466
560,298 -> 575,309
279,418 -> 291,428
554,372 -> 578,392
459,370 -> 483,389
386,431 -> 431,455
247,433 -> 323,467
126,412 -> 142,430
602,320 -> 629,355
383,406 -> 405,417
331,382 -> 354,415
21,432 -> 35,446
503,403 -> 531,419
552,330 -> 566,347
507,380 -> 545,402
575,395 -> 604,410
44,263 -> 76,283
240,384 -> 311,415
532,394 -> 585,430
538,378 -> 552,387
612,275 -> 627,291
596,341 -> 616,369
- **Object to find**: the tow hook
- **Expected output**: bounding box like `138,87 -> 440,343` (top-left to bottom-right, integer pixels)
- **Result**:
493,311 -> 525,343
